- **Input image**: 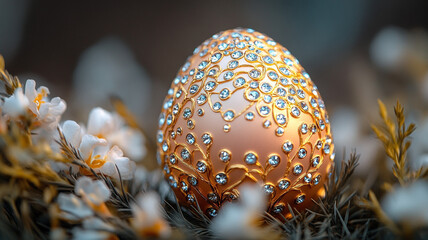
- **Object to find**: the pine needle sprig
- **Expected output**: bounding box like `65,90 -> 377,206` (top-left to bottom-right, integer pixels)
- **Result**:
371,100 -> 415,185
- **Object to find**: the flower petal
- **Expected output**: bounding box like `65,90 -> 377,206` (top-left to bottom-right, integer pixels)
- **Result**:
87,107 -> 114,137
79,134 -> 107,160
62,120 -> 83,148
2,88 -> 29,117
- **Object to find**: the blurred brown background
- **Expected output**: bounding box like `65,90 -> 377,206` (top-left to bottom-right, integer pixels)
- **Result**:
2,0 -> 428,171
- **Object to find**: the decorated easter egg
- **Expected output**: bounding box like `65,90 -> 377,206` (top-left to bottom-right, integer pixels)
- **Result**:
157,28 -> 334,219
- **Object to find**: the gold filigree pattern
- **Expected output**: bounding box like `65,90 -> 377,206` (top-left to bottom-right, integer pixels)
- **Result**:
157,28 -> 335,219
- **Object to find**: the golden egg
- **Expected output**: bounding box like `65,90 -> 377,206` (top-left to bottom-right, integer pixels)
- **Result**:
157,28 -> 334,219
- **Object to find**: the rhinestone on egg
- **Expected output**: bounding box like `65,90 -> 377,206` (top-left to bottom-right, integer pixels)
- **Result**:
181,148 -> 190,160
197,94 -> 207,105
247,90 -> 260,101
301,124 -> 308,134
259,106 -> 271,116
291,107 -> 300,117
313,175 -> 321,185
293,164 -> 303,175
234,77 -> 246,87
195,71 -> 205,80
268,71 -> 278,80
208,192 -> 219,202
263,120 -> 271,128
188,176 -> 198,186
246,53 -> 258,61
312,156 -> 320,167
202,133 -> 212,145
213,102 -> 222,111
279,67 -> 291,76
198,61 -> 208,70
197,108 -> 204,116
264,184 -> 275,195
208,69 -> 217,76
207,208 -> 218,217
219,150 -> 231,162
275,99 -> 286,109
196,161 -> 207,173
183,108 -> 192,119
231,51 -> 243,59
205,81 -> 217,91
276,127 -> 284,136
298,148 -> 307,158
249,69 -> 261,78
323,144 -> 330,154
215,173 -> 227,185
186,133 -> 195,145
220,88 -> 230,99
223,124 -> 231,132
268,155 -> 280,166
273,204 -> 284,213
263,56 -> 274,64
282,141 -> 293,153
228,60 -> 239,69
169,154 -> 176,164
301,102 -> 309,111
186,194 -> 195,203
187,120 -> 194,129
277,87 -> 286,97
162,141 -> 169,152
181,181 -> 188,192
166,114 -> 173,126
223,71 -> 234,80
264,95 -> 272,103
260,83 -> 272,93
245,152 -> 257,164
304,173 -> 312,183
278,179 -> 290,190
295,195 -> 305,204
245,112 -> 255,121
223,110 -> 235,121
276,114 -> 286,125
211,53 -> 222,63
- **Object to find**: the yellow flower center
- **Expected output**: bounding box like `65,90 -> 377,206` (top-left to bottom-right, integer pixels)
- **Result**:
85,154 -> 106,169
34,89 -> 48,110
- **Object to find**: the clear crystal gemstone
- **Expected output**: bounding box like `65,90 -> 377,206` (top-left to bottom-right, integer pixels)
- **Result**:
280,77 -> 290,86
279,67 -> 291,76
161,141 -> 169,153
231,51 -> 243,59
246,53 -> 258,61
196,161 -> 207,173
189,84 -> 199,94
254,40 -> 264,48
199,48 -> 208,57
187,120 -> 194,128
295,195 -> 305,204
169,154 -> 176,164
283,141 -> 293,153
211,53 -> 222,63
264,184 -> 275,194
297,89 -> 305,99
263,56 -> 274,64
186,194 -> 195,203
319,119 -> 325,130
245,112 -> 255,120
219,150 -> 231,162
283,58 -> 293,66
260,83 -> 272,93
300,102 -> 309,111
189,69 -> 195,75
276,114 -> 286,125
310,98 -> 317,108
186,133 -> 195,145
197,109 -> 204,116
304,173 -> 312,183
263,120 -> 271,128
172,104 -> 180,115
268,71 -> 278,80
249,69 -> 261,78
195,71 -> 205,80
198,61 -> 208,70
158,113 -> 165,126
275,99 -> 286,109
259,106 -> 271,116
277,87 -> 286,97
188,176 -> 198,186
168,176 -> 177,188
223,110 -> 235,121
183,108 -> 192,119
223,71 -> 234,80
205,81 -> 216,91
220,88 -> 230,99
313,175 -> 321,185
276,127 -> 284,136
208,192 -> 218,202
182,62 -> 190,72
245,152 -> 257,164
197,94 -> 207,105
293,164 -> 303,174
323,144 -> 330,154
318,99 -> 325,109
278,179 -> 290,190
215,173 -> 227,185
208,69 -> 217,76
181,149 -> 190,160
247,90 -> 260,101
298,148 -> 307,158
301,124 -> 308,134
228,60 -> 239,69
268,155 -> 280,166
224,124 -> 231,132
234,77 -> 246,87
291,107 -> 300,117
237,42 -> 246,49
157,131 -> 163,143
213,102 -> 222,111
207,208 -> 218,217
273,204 -> 284,213
218,42 -> 228,50
181,181 -> 188,192
166,114 -> 173,125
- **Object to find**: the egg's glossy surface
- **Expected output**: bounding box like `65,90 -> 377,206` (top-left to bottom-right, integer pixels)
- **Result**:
157,28 -> 334,218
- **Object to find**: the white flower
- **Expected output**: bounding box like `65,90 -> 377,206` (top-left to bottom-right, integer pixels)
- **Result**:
24,79 -> 66,130
71,228 -> 112,240
75,176 -> 111,205
71,217 -> 116,240
57,193 -> 93,220
60,120 -> 136,180
87,107 -> 146,161
131,192 -> 171,238
2,87 -> 29,117
382,180 -> 428,227
209,184 -> 267,239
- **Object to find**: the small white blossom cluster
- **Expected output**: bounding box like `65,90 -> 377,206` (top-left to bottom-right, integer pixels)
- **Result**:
56,176 -> 170,239
1,79 -> 146,181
